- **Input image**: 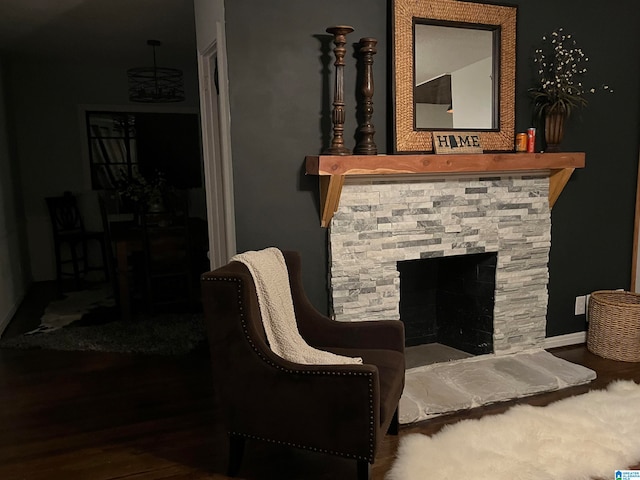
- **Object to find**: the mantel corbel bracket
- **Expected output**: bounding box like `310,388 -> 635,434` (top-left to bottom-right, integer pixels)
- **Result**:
319,175 -> 345,228
548,168 -> 576,209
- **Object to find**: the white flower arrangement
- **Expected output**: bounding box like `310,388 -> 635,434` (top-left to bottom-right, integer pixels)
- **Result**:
529,28 -> 612,120
116,168 -> 172,207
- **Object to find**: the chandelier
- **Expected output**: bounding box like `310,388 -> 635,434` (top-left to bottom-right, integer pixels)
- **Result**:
127,40 -> 185,103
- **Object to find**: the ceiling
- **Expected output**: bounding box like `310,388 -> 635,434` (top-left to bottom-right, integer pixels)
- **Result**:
0,0 -> 197,65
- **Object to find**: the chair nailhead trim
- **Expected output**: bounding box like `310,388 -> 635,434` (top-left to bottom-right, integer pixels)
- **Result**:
230,431 -> 370,462
204,276 -> 377,463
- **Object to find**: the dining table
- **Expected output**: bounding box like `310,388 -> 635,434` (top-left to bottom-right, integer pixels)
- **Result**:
108,217 -> 209,321
108,220 -> 144,321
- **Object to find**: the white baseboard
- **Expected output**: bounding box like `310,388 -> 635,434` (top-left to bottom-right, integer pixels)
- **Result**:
544,331 -> 587,349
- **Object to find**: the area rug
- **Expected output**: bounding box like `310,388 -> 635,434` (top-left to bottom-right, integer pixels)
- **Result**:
29,283 -> 116,333
400,349 -> 597,424
0,313 -> 207,355
387,379 -> 640,480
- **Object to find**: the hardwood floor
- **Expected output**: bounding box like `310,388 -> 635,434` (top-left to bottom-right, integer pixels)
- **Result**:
1,291 -> 640,479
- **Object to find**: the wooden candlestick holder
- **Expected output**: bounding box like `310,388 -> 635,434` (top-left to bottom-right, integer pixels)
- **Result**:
324,25 -> 354,155
354,37 -> 378,155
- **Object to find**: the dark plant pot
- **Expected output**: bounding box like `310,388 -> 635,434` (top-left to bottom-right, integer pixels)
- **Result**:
544,109 -> 567,152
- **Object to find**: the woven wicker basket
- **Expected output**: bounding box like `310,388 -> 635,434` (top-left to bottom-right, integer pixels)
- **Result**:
587,290 -> 640,362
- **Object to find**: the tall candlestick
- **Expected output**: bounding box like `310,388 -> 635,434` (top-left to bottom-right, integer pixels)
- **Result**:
324,25 -> 354,155
354,37 -> 378,155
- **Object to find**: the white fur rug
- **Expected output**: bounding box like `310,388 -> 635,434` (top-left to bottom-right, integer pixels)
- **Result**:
400,349 -> 596,424
387,380 -> 640,480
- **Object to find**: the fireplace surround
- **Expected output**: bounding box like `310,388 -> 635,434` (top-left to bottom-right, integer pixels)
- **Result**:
328,173 -> 551,354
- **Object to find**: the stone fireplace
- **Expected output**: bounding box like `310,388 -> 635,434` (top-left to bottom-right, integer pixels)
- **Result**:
328,173 -> 551,355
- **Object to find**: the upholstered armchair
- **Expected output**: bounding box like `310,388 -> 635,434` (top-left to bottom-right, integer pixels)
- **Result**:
200,250 -> 405,480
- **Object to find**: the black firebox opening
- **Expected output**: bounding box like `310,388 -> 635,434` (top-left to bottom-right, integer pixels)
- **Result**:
398,252 -> 497,356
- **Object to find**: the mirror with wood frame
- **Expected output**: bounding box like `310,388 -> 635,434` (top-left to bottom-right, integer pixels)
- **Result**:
392,0 -> 517,153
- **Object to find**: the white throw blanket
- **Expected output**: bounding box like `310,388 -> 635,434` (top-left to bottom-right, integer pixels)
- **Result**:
231,248 -> 362,365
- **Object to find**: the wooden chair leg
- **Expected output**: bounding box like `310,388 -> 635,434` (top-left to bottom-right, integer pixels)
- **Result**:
81,239 -> 90,277
53,242 -> 63,286
357,459 -> 371,480
387,407 -> 399,435
98,238 -> 110,281
227,434 -> 245,477
70,241 -> 83,289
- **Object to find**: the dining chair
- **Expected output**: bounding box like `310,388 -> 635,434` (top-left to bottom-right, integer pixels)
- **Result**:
46,191 -> 110,290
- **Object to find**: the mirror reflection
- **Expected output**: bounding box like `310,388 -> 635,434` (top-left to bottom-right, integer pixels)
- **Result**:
414,23 -> 496,130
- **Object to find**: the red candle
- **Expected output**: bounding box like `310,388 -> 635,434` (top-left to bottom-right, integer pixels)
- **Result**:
526,128 -> 536,153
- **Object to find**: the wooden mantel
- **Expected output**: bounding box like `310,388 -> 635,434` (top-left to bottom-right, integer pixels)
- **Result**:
305,152 -> 585,227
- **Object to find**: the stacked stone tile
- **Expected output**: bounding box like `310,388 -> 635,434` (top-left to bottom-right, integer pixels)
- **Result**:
328,174 -> 551,354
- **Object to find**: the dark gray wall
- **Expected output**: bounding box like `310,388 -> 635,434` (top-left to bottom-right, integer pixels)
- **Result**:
511,0 -> 640,336
225,0 -> 640,336
225,0 -> 388,313
0,57 -> 30,331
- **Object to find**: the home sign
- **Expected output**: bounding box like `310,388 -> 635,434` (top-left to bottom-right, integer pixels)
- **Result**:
433,132 -> 483,154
